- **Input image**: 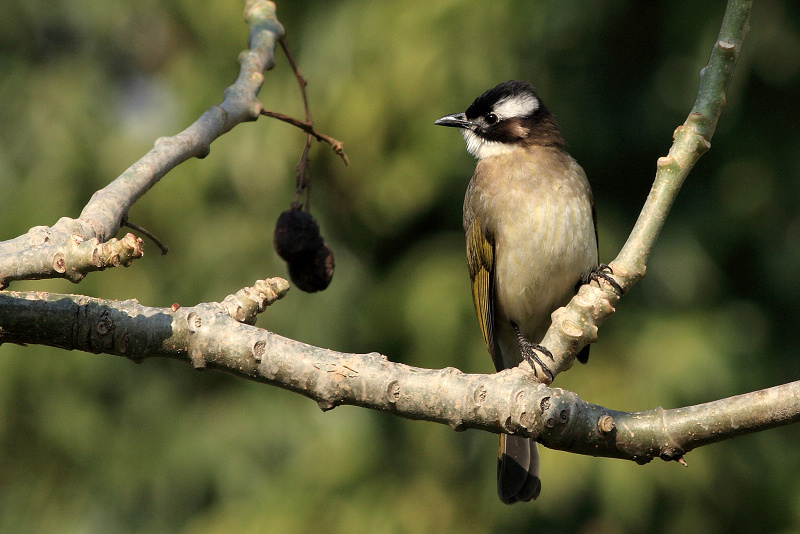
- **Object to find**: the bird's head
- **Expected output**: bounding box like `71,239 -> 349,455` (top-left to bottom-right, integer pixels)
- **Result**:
435,80 -> 564,159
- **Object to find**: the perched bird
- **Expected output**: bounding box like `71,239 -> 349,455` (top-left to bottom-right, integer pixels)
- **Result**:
435,80 -> 599,504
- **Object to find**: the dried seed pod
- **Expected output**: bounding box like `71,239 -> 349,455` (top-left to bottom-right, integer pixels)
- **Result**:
273,208 -> 321,262
287,239 -> 335,293
274,206 -> 335,292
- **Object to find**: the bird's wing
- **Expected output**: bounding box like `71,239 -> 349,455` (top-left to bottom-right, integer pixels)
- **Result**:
465,216 -> 502,371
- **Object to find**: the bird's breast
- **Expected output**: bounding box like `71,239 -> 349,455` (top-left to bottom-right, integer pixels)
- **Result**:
465,147 -> 598,345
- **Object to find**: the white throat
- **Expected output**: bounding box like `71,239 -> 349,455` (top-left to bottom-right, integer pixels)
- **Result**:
462,129 -> 514,160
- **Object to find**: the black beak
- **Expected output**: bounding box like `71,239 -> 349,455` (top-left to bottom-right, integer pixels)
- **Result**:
434,112 -> 472,129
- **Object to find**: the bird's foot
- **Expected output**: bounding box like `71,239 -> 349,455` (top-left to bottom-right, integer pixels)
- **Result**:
514,324 -> 554,382
588,263 -> 623,296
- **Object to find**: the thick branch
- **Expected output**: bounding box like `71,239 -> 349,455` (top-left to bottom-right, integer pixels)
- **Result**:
0,233 -> 144,285
0,0 -> 285,288
534,0 -> 753,382
1,288 -> 797,464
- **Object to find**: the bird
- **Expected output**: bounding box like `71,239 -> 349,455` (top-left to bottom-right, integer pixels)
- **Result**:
435,80 -> 599,504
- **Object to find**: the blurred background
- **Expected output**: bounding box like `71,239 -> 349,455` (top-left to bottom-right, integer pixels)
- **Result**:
1,0 -> 799,532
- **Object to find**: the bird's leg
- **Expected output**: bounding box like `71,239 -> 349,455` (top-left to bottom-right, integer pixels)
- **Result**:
513,324 -> 555,382
588,263 -> 623,296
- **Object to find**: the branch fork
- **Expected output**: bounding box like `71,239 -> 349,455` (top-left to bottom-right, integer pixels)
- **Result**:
3,0 -> 788,474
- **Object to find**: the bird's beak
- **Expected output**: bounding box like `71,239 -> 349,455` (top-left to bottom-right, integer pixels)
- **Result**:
434,112 -> 472,129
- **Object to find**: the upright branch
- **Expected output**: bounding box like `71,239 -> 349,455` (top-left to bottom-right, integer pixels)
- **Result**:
615,0 -> 751,273
536,0 -> 753,381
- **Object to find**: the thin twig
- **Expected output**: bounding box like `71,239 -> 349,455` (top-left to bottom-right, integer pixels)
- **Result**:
278,37 -> 317,209
280,38 -> 312,124
260,109 -> 349,164
123,219 -> 169,255
297,137 -> 313,209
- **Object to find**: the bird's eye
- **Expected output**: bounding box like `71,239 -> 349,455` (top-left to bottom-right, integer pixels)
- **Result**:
485,113 -> 498,125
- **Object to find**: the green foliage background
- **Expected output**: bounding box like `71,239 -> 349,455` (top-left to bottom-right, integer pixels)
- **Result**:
1,1 -> 800,532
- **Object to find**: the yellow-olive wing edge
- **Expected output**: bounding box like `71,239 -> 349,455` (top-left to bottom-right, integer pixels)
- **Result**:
465,217 -> 503,371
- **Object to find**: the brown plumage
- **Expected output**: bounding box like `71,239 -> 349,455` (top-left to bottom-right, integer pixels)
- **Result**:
436,81 -> 598,504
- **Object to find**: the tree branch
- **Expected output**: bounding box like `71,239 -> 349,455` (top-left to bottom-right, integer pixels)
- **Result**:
0,0 -> 781,471
533,0 -> 753,382
0,0 -> 285,289
0,233 -> 144,285
2,287 -> 798,465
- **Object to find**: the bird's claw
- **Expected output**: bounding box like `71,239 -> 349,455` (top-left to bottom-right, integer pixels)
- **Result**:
514,324 -> 555,382
588,263 -> 623,296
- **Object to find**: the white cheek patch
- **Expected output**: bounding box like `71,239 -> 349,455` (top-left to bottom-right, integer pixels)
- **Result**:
493,94 -> 539,120
462,129 -> 514,160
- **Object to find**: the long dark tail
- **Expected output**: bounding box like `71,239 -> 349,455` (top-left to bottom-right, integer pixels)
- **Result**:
497,434 -> 541,504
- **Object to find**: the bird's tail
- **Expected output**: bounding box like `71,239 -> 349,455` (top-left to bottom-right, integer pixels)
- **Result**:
497,434 -> 541,504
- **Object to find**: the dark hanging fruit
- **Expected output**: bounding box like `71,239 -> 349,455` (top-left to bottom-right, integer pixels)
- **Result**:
287,238 -> 335,292
274,207 -> 321,263
273,206 -> 335,292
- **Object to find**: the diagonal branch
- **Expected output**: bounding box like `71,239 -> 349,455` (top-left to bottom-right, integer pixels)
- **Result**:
615,0 -> 751,273
0,0 -> 285,289
533,0 -> 753,382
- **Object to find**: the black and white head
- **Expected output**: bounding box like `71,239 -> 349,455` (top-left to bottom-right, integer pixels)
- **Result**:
435,80 -> 564,159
